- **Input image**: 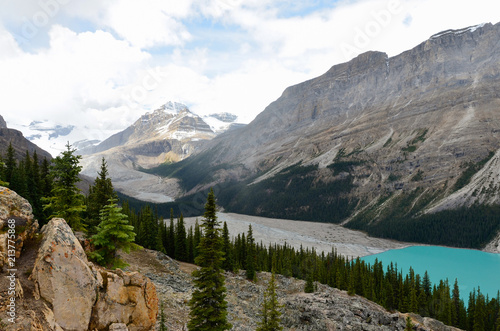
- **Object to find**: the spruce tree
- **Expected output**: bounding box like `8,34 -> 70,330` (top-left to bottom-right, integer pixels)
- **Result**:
246,224 -> 257,281
156,220 -> 166,253
188,188 -> 231,331
87,157 -> 116,234
257,271 -> 283,331
0,158 -> 6,186
40,157 -> 52,198
167,209 -> 176,257
30,151 -> 43,221
159,301 -> 168,331
305,271 -> 315,293
222,221 -> 234,272
495,308 -> 500,331
161,219 -> 168,254
43,142 -> 86,230
5,142 -> 15,185
138,205 -> 156,248
405,316 -> 414,331
193,219 -> 201,259
187,226 -> 194,263
175,213 -> 187,261
473,289 -> 486,331
91,197 -> 136,266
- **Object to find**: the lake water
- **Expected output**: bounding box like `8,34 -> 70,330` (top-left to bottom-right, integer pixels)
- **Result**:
361,246 -> 500,301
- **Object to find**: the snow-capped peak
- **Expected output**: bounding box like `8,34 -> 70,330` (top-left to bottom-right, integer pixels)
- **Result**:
160,101 -> 189,114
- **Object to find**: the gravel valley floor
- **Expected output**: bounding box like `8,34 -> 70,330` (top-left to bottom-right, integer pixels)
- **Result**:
185,213 -> 410,258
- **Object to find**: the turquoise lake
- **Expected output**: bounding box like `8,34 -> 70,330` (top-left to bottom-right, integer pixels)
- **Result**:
361,246 -> 500,301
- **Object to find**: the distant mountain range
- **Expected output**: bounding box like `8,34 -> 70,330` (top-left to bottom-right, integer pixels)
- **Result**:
79,102 -> 244,202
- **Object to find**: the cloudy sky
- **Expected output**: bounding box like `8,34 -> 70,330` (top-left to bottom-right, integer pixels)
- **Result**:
0,0 -> 498,154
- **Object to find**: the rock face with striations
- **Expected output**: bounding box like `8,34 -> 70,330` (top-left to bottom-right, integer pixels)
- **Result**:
31,218 -> 158,331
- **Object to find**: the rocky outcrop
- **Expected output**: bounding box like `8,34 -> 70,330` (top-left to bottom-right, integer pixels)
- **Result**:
31,218 -> 100,330
0,186 -> 39,271
90,269 -> 158,330
31,218 -> 158,330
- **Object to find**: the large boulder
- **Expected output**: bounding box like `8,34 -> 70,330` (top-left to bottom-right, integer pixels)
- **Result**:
0,186 -> 39,271
90,269 -> 158,331
31,217 -> 158,330
31,218 -> 100,331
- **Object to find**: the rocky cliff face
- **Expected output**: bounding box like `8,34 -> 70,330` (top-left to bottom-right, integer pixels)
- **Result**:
204,22 -> 500,183
154,22 -> 500,243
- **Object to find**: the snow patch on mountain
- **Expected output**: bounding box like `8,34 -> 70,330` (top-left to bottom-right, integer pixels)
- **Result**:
430,23 -> 487,39
9,119 -> 116,157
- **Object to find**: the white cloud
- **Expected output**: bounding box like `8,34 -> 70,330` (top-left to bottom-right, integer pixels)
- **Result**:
0,25 -> 149,127
102,0 -> 193,48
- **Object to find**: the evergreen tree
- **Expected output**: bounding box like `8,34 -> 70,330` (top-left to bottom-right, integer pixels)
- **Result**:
87,158 -> 116,234
246,224 -> 257,281
30,151 -> 43,221
305,269 -> 316,294
161,219 -> 168,254
43,142 -> 86,230
156,220 -> 166,253
159,301 -> 168,331
175,213 -> 187,261
0,158 -> 6,186
473,289 -> 486,331
11,159 -> 28,198
222,221 -> 234,272
257,271 -> 283,331
187,226 -> 194,263
194,219 -> 201,259
138,205 -> 156,248
166,209 -> 176,257
5,142 -> 15,185
405,316 -> 414,331
496,308 -> 500,331
188,189 -> 231,331
40,157 -> 52,198
91,198 -> 136,266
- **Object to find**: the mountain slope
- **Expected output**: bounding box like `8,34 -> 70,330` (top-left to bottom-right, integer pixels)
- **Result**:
80,102 -> 242,202
0,114 -> 52,161
145,22 -> 500,248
